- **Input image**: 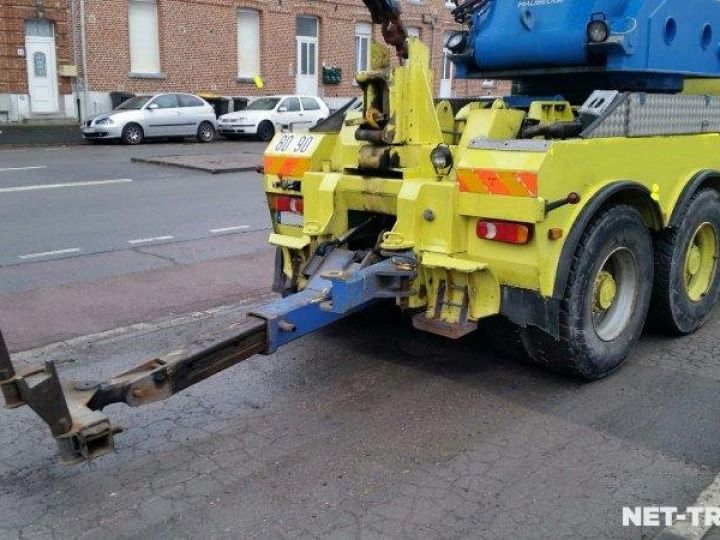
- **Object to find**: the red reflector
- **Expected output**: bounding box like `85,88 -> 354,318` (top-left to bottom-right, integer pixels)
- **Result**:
477,220 -> 532,244
272,196 -> 304,214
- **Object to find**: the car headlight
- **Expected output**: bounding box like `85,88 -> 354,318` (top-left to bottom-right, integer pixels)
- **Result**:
95,117 -> 114,126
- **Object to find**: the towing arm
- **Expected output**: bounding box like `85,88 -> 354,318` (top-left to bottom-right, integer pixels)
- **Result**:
0,248 -> 415,464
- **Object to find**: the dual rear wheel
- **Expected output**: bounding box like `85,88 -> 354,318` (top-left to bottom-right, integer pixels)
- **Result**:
521,190 -> 720,380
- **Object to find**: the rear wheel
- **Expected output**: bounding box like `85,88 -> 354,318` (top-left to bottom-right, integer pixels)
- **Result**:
649,189 -> 720,335
121,123 -> 144,145
257,121 -> 275,142
521,205 -> 654,380
196,121 -> 216,143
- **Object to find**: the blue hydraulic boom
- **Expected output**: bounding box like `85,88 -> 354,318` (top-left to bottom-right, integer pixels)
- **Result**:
448,0 -> 720,96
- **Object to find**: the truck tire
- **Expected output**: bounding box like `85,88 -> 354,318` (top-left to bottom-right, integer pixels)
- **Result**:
520,205 -> 654,380
121,123 -> 144,145
649,188 -> 720,335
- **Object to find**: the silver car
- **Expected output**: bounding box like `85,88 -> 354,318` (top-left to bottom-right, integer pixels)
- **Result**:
81,93 -> 218,145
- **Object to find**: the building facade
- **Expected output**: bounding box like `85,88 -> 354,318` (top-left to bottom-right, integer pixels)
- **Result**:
1,0 -> 78,122
1,0 -> 506,123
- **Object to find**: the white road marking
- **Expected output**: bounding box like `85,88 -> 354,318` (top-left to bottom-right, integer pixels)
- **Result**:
128,236 -> 174,245
18,248 -> 81,260
0,165 -> 48,172
0,178 -> 133,193
210,226 -> 250,234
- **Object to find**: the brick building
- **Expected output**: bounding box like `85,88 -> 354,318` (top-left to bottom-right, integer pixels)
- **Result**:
1,0 -> 505,123
0,0 -> 78,122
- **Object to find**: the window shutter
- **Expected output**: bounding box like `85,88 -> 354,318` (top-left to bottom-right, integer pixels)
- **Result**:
237,10 -> 260,78
128,0 -> 160,74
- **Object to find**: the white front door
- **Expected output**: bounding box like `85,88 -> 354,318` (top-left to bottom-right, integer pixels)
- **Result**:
295,16 -> 319,96
296,37 -> 318,96
25,37 -> 59,113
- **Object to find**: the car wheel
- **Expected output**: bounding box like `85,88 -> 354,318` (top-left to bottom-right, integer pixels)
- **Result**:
520,205 -> 654,380
121,123 -> 144,145
649,188 -> 720,335
257,121 -> 275,142
196,121 -> 216,143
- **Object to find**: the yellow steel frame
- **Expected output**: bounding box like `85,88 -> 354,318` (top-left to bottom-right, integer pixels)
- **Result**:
263,39 -> 720,328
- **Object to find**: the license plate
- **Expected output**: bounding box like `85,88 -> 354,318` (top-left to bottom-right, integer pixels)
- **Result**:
278,212 -> 303,227
82,127 -> 95,133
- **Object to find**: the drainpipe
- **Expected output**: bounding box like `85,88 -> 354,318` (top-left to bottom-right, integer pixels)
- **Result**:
79,0 -> 89,120
422,14 -> 436,69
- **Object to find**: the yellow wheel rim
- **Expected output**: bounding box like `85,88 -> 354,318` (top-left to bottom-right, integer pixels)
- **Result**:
594,270 -> 617,311
591,248 -> 637,342
684,222 -> 718,302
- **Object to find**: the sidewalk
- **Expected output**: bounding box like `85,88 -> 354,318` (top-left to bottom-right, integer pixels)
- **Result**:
0,124 -> 85,146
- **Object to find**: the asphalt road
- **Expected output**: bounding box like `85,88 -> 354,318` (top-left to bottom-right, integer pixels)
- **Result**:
0,141 -> 275,350
0,142 -> 719,539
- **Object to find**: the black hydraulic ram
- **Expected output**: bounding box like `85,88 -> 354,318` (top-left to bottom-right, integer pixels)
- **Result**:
0,247 -> 416,464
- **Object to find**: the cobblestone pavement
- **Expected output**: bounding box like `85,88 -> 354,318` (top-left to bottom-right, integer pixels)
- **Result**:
1,302 -> 718,539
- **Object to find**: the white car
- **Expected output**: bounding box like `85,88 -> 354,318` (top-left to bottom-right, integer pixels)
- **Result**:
217,95 -> 329,142
82,93 -> 217,145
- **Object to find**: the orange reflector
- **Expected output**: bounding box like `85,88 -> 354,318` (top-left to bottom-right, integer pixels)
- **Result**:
457,168 -> 538,197
263,156 -> 311,177
477,220 -> 532,245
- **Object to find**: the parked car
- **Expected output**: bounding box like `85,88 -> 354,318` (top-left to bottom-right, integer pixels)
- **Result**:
81,93 -> 218,145
217,96 -> 329,142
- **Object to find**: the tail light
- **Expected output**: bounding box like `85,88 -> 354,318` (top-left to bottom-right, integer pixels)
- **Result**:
477,220 -> 532,245
271,196 -> 304,214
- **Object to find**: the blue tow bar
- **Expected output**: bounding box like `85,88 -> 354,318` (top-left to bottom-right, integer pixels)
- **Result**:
251,248 -> 416,353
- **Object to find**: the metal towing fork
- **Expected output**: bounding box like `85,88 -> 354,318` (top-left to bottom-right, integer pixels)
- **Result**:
0,248 -> 416,464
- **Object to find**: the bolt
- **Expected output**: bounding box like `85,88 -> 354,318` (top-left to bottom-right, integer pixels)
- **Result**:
423,209 -> 435,222
74,380 -> 99,392
278,320 -> 296,332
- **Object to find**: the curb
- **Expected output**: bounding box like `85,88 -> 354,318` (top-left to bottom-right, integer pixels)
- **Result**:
131,155 -> 261,174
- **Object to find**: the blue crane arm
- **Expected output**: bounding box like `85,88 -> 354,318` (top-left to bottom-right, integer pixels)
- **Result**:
449,0 -> 720,93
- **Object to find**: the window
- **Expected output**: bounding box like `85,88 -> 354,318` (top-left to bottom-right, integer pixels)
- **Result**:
280,98 -> 301,112
178,95 -> 204,107
150,94 -> 178,109
247,97 -> 281,111
355,23 -> 371,72
25,19 -> 54,37
406,26 -> 421,40
301,97 -> 320,111
296,16 -> 318,38
237,9 -> 260,78
128,0 -> 160,74
33,53 -> 48,77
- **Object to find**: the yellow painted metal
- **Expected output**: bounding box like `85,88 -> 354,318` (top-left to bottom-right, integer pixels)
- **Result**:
683,79 -> 720,95
527,101 -> 575,125
268,233 -> 310,250
262,39 -> 720,328
436,100 -> 456,146
684,222 -> 718,302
